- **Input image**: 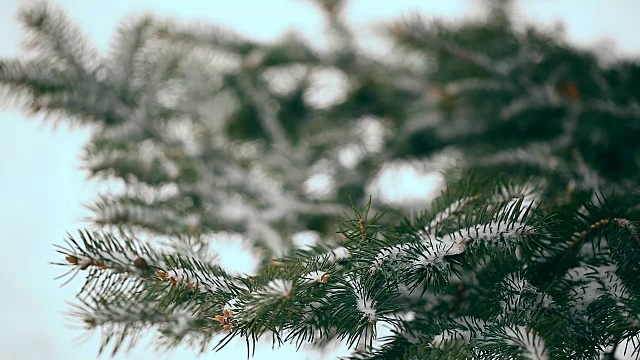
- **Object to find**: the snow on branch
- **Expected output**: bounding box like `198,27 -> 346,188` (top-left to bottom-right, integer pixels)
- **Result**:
56,230 -> 163,276
56,230 -> 238,304
19,2 -> 101,74
369,195 -> 539,284
155,267 -> 236,293
438,218 -> 534,250
503,325 -> 548,360
425,195 -> 479,232
70,299 -> 211,356
563,264 -> 630,319
432,316 -> 488,347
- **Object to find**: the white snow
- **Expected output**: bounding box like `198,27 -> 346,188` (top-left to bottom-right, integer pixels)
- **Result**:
426,196 -> 476,231
366,162 -> 445,208
301,270 -> 328,284
412,241 -> 451,271
291,231 -> 320,250
303,172 -> 335,200
431,316 -> 487,347
303,67 -> 349,109
162,267 -> 229,292
369,244 -> 410,273
224,298 -> 240,312
265,279 -> 293,299
261,64 -> 307,97
565,264 -> 630,318
356,295 -> 377,323
504,325 -> 548,360
169,309 -> 197,336
329,246 -> 351,263
356,115 -> 386,153
338,144 -> 363,169
439,220 -> 533,248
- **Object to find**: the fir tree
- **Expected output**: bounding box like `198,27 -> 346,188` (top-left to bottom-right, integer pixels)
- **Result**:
2,0 -> 640,359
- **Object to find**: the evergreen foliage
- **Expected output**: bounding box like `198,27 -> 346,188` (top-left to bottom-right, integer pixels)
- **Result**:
3,0 -> 640,358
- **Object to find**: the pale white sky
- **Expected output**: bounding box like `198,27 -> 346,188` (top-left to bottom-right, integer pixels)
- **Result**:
0,1 -> 638,359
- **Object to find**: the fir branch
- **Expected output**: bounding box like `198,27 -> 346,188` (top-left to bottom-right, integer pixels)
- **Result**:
0,59 -> 69,95
107,15 -> 155,93
153,18 -> 257,55
18,2 -> 100,75
55,230 -> 162,277
236,73 -> 292,152
0,59 -> 126,124
6,0 -> 640,358
54,230 -> 239,305
491,325 -> 548,360
88,197 -> 184,234
69,298 -> 216,356
386,16 -> 509,77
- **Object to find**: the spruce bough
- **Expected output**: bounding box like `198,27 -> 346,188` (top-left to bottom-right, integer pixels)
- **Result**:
3,1 -> 640,358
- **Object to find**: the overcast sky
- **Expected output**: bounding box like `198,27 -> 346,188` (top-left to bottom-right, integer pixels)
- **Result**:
0,1 -> 638,359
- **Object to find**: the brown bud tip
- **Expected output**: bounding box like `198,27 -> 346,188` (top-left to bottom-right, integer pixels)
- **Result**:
133,257 -> 149,270
270,259 -> 282,266
156,270 -> 168,280
387,23 -> 407,38
320,274 -> 330,284
65,255 -> 79,264
562,82 -> 581,101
